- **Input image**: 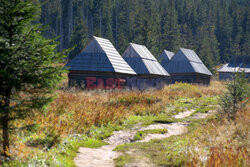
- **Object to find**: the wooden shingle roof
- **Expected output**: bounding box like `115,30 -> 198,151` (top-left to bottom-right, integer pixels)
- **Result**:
67,36 -> 136,75
165,48 -> 212,76
218,56 -> 250,73
122,43 -> 170,76
159,50 -> 175,67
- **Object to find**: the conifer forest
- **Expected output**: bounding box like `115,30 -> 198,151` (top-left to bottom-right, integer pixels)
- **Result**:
40,0 -> 249,72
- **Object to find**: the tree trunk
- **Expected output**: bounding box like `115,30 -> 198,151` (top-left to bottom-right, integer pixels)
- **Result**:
82,0 -> 85,23
66,0 -> 73,48
100,9 -> 102,36
90,14 -> 93,37
2,95 -> 10,157
2,113 -> 9,157
55,17 -> 59,36
60,16 -> 64,51
115,0 -> 118,47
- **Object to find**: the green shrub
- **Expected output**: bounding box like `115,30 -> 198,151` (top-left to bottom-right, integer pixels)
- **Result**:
219,72 -> 249,120
26,131 -> 61,149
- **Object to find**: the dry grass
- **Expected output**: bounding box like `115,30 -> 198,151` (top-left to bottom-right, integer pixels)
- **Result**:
2,80 -> 224,163
34,80 -> 223,136
113,93 -> 249,167
186,106 -> 250,167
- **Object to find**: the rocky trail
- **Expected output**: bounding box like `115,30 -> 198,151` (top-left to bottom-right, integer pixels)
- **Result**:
74,110 -> 214,167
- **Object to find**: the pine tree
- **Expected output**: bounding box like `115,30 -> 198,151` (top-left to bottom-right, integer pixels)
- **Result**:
101,0 -> 113,40
208,25 -> 220,65
0,0 -> 67,156
219,72 -> 249,120
69,16 -> 88,59
231,3 -> 243,56
216,2 -> 233,62
131,0 -> 146,45
144,1 -> 161,57
241,10 -> 250,56
69,1 -> 88,60
161,0 -> 181,52
116,0 -> 130,53
195,24 -> 220,73
196,26 -> 214,72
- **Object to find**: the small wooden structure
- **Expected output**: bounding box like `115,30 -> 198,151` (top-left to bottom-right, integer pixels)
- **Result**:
67,36 -> 136,89
218,56 -> 250,81
122,43 -> 169,89
122,43 -> 169,78
122,43 -> 170,88
163,48 -> 212,85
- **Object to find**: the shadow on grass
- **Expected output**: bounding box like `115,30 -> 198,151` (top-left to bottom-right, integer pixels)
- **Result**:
153,120 -> 173,124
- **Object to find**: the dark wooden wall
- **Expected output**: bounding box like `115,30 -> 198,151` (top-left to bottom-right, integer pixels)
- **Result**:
68,71 -> 169,89
219,72 -> 250,81
168,73 -> 211,85
68,71 -> 132,88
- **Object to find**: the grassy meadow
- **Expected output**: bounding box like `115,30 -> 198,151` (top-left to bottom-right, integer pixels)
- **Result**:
1,80 -> 249,166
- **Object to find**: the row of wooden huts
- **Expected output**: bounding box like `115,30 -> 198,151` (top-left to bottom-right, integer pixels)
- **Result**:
67,36 -> 212,89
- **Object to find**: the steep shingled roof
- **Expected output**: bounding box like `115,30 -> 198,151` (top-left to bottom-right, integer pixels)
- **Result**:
160,50 -> 175,61
159,50 -> 175,67
165,48 -> 212,76
122,43 -> 170,76
218,56 -> 250,73
67,36 -> 136,75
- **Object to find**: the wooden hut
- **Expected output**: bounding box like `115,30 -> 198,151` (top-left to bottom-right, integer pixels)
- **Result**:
67,36 -> 136,89
159,50 -> 175,65
122,43 -> 170,89
164,48 -> 212,85
122,43 -> 169,77
218,56 -> 250,81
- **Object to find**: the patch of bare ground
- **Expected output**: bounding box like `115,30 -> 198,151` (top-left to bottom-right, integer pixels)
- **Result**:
174,109 -> 196,119
74,128 -> 139,167
74,145 -> 119,167
124,159 -> 153,167
138,123 -> 188,142
74,110 -> 213,167
190,110 -> 216,119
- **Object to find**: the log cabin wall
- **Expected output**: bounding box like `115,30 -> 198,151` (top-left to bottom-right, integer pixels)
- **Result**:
68,71 -> 168,89
168,73 -> 211,85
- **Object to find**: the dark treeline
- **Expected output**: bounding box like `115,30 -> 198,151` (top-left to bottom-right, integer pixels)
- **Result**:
39,0 -> 250,72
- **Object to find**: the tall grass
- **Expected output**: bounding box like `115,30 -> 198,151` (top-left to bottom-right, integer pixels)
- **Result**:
186,107 -> 249,166
1,81 -> 224,163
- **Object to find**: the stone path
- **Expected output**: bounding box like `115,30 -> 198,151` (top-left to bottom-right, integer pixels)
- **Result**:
74,145 -> 119,167
174,109 -> 195,119
190,110 -> 216,119
138,122 -> 188,143
74,110 -> 211,167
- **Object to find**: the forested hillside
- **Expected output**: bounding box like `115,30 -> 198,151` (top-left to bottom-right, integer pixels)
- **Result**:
39,0 -> 249,71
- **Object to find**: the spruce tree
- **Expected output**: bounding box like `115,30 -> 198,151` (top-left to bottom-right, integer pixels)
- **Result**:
196,24 -> 220,73
161,0 -> 181,52
69,16 -> 88,60
219,72 -> 249,120
69,1 -> 88,60
116,0 -> 130,53
241,10 -> 250,56
196,26 -> 214,72
0,0 -> 67,156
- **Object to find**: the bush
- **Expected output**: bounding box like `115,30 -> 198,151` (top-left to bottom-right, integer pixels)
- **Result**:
219,72 -> 249,120
26,131 -> 61,149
